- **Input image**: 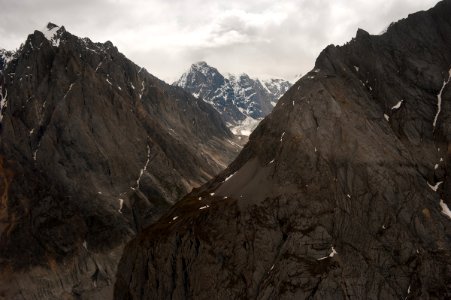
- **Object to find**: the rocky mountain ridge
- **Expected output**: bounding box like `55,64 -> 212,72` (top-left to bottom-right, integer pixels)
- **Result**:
0,23 -> 240,299
175,61 -> 291,136
116,1 -> 451,299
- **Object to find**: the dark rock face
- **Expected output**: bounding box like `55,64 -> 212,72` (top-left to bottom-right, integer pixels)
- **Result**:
0,23 -> 239,299
174,61 -> 291,125
116,1 -> 451,299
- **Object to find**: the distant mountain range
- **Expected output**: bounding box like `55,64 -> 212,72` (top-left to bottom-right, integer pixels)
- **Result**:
174,61 -> 291,136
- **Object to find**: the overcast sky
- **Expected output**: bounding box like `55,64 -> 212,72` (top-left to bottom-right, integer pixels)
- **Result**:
0,0 -> 441,82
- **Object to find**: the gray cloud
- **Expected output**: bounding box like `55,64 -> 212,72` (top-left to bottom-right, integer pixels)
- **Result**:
0,0 -> 441,82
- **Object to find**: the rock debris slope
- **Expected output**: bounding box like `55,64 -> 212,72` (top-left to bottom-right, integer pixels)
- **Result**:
116,1 -> 451,299
175,61 -> 291,136
0,23 -> 239,299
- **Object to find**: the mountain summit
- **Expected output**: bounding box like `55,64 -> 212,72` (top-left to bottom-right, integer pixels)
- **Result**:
116,1 -> 451,299
40,22 -> 66,46
175,61 -> 291,136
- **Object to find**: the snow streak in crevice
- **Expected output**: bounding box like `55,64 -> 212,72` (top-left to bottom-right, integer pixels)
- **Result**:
280,132 -> 285,142
224,172 -> 236,182
433,69 -> 451,130
317,246 -> 337,260
136,145 -> 151,189
118,198 -> 124,213
33,141 -> 41,161
63,83 -> 75,99
139,81 -> 145,100
95,62 -> 102,72
0,87 -> 7,121
439,200 -> 451,219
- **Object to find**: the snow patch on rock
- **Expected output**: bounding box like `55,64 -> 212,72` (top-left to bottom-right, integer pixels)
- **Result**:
391,99 -> 403,110
427,181 -> 442,192
40,23 -> 62,47
433,69 -> 451,129
439,200 -> 451,219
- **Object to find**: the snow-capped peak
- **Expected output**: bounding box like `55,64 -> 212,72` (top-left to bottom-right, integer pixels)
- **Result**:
192,61 -> 209,68
175,61 -> 292,136
175,61 -> 222,88
191,61 -> 217,76
39,22 -> 64,47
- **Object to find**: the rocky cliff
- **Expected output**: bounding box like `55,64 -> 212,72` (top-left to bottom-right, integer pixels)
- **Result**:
0,23 -> 239,299
116,1 -> 451,299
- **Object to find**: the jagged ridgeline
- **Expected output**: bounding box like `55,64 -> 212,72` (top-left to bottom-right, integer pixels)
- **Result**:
116,1 -> 451,299
0,23 -> 240,298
